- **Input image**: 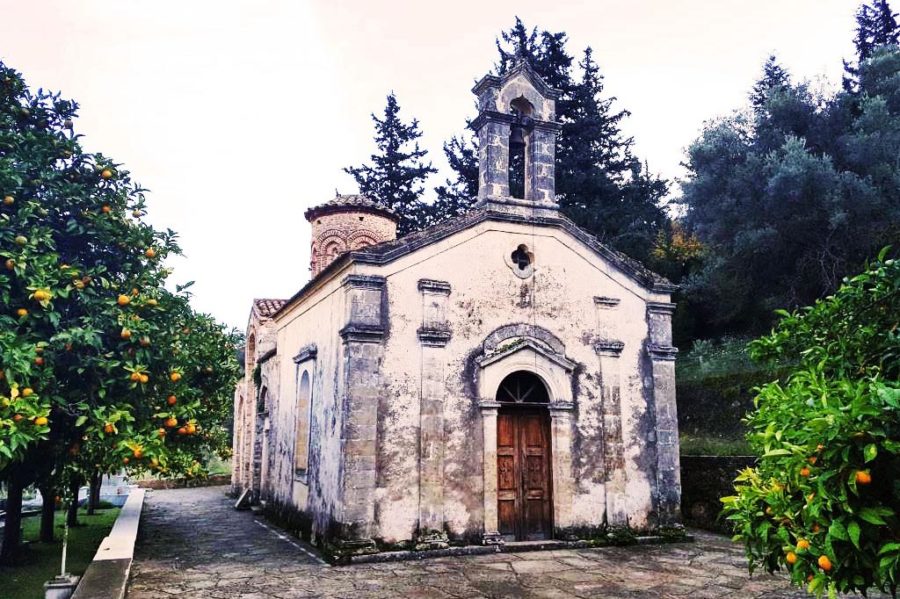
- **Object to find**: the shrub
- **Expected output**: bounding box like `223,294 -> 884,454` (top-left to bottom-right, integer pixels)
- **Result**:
722,249 -> 899,597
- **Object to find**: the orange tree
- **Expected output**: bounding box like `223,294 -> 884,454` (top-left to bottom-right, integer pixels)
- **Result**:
0,61 -> 240,562
722,249 -> 899,597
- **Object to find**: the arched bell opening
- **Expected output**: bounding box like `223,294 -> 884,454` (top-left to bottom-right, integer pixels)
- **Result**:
508,96 -> 535,199
495,370 -> 553,541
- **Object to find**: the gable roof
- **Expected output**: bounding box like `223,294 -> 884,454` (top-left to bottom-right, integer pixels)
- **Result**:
271,208 -> 675,321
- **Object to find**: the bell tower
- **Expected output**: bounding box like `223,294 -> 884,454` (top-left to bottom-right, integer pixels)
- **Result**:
471,58 -> 562,214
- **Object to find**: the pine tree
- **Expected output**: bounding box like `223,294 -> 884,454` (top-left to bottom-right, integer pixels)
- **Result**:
750,55 -> 791,111
843,0 -> 899,90
429,134 -> 478,226
344,92 -> 436,236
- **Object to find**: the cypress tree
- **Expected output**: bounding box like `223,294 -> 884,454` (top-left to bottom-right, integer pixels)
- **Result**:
345,92 -> 436,236
843,0 -> 899,90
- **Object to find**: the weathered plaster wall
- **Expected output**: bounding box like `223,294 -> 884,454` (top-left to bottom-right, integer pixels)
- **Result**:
348,219 -> 674,543
272,275 -> 349,542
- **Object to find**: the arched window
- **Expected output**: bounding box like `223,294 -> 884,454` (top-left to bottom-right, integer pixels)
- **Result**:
294,370 -> 313,480
496,371 -> 549,404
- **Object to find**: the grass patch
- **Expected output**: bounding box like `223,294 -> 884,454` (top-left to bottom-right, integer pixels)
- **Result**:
680,434 -> 752,456
0,506 -> 120,599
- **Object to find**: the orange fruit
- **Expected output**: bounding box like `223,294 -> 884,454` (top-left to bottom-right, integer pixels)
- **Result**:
157,428 -> 166,438
14,235 -> 27,246
120,328 -> 132,340
797,539 -> 810,551
5,259 -> 15,270
73,280 -> 85,290
100,168 -> 113,180
34,356 -> 44,366
169,372 -> 181,382
101,204 -> 111,213
16,308 -> 28,317
132,448 -> 143,459
144,248 -> 156,259
139,336 -> 151,347
22,387 -> 33,397
35,346 -> 43,354
117,294 -> 130,306
786,551 -> 798,565
855,470 -> 872,485
123,457 -> 130,464
130,372 -> 142,382
165,417 -> 177,428
186,423 -> 196,435
167,395 -> 177,406
139,374 -> 149,384
800,467 -> 810,477
812,523 -> 821,533
177,426 -> 187,435
131,287 -> 139,296
3,195 -> 13,205
34,416 -> 48,426
146,298 -> 158,307
103,423 -> 114,434
13,414 -> 23,422
808,456 -> 817,465
33,289 -> 50,301
817,555 -> 832,571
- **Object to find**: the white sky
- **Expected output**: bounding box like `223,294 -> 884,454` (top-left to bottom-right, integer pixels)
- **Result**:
1,0 -> 857,330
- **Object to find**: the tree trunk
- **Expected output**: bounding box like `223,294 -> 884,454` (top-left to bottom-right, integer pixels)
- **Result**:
66,477 -> 80,528
39,485 -> 56,543
0,474 -> 25,565
87,471 -> 102,515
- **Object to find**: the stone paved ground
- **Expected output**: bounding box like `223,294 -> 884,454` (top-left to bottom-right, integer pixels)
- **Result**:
127,486 -> 821,598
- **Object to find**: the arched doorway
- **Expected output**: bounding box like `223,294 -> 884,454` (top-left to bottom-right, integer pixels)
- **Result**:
496,371 -> 553,541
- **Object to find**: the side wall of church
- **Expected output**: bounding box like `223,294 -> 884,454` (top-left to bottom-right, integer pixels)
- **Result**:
270,276 -> 350,542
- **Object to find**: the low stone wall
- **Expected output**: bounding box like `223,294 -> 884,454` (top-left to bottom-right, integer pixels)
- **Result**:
135,474 -> 230,490
680,455 -> 756,533
71,489 -> 145,599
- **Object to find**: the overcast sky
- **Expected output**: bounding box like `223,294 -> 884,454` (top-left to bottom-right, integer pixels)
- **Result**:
1,0 -> 858,330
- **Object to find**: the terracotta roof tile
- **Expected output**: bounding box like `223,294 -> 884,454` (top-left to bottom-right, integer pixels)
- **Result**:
253,298 -> 288,318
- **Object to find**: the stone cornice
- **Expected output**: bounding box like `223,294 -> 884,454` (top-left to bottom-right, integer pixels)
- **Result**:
417,279 -> 451,295
292,344 -> 318,364
339,324 -> 385,344
417,327 -> 451,348
648,344 -> 679,361
341,274 -> 386,290
594,296 -> 621,308
647,301 -> 677,315
594,340 -> 625,356
477,338 -> 576,372
470,111 -> 562,134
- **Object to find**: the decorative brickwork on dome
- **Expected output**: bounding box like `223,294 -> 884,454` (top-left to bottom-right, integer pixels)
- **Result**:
305,194 -> 398,277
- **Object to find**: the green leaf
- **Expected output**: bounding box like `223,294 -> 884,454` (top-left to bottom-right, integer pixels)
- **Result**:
864,443 -> 877,463
848,521 -> 861,550
859,508 -> 887,526
829,520 -> 848,541
74,415 -> 87,427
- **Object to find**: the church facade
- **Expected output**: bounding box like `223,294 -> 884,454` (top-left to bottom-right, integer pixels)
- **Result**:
231,61 -> 682,557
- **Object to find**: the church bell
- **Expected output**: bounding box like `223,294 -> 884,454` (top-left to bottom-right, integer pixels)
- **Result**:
509,123 -> 526,150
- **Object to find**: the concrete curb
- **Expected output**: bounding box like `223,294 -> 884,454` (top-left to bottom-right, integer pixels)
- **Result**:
71,489 -> 145,599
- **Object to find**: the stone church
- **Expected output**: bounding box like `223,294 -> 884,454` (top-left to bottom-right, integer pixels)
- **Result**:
232,60 -> 681,556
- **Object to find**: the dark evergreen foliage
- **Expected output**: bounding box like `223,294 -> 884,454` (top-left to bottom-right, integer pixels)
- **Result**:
679,44 -> 900,341
843,0 -> 899,90
344,92 -> 437,236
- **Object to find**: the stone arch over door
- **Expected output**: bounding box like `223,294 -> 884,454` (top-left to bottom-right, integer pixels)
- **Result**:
475,333 -> 576,544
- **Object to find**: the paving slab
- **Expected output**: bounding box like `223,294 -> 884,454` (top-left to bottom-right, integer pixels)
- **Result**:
128,485 -> 874,598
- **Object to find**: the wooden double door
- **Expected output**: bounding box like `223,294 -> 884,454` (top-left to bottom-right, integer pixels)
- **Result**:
497,408 -> 553,541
